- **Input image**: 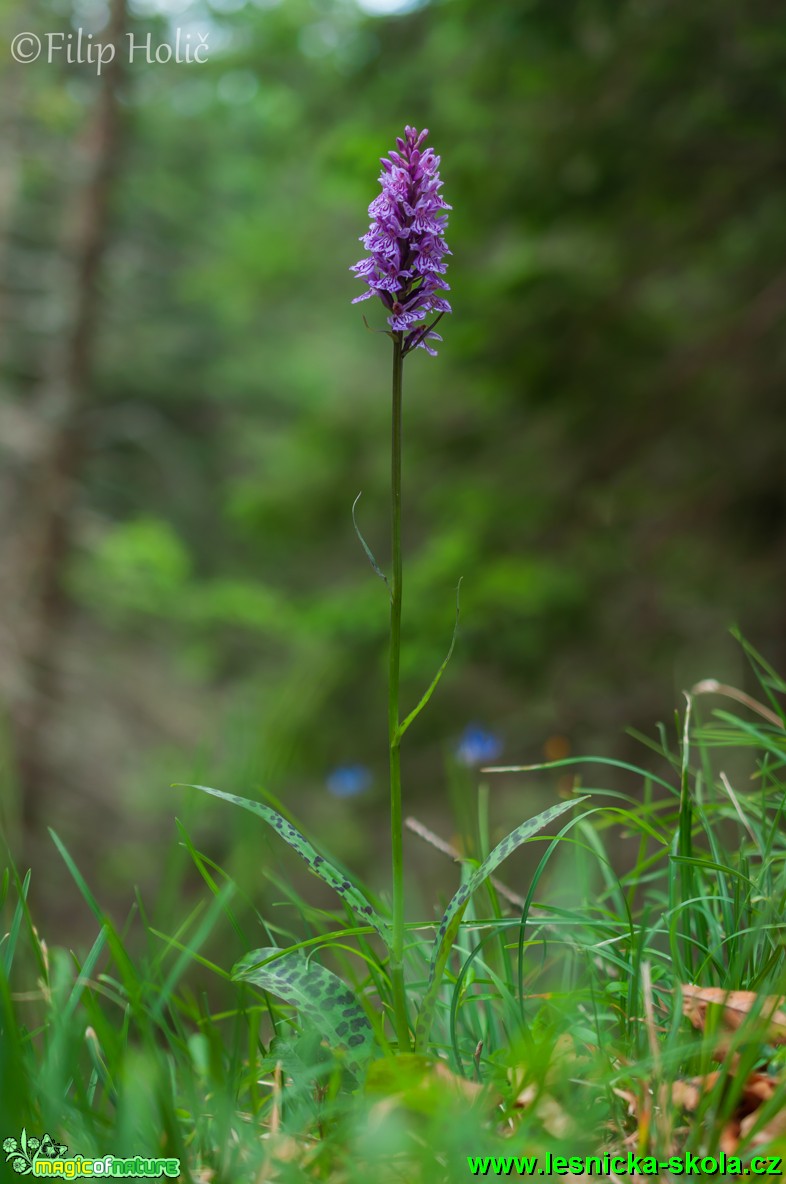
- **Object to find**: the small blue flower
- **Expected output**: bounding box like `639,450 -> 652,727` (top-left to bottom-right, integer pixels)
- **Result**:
455,724 -> 503,767
326,764 -> 372,798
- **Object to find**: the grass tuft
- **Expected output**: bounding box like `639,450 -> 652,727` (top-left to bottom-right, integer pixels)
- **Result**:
3,652 -> 786,1178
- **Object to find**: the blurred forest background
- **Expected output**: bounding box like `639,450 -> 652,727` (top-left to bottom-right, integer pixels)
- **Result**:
1,0 -> 785,932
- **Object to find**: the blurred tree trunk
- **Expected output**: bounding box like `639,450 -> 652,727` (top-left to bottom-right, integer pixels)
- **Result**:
0,38 -> 21,328
0,12 -> 24,738
11,0 -> 127,832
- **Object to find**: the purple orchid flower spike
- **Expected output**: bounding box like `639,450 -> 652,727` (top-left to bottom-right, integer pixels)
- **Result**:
351,125 -> 452,356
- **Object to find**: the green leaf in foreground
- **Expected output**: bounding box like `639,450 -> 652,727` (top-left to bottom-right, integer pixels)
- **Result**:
234,947 -> 377,1070
414,796 -> 589,1050
183,784 -> 389,942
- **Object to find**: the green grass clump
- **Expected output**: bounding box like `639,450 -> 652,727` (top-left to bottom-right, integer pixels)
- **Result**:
2,643 -> 786,1180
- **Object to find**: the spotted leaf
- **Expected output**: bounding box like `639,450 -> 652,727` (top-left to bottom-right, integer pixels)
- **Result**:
184,784 -> 389,942
234,947 -> 377,1071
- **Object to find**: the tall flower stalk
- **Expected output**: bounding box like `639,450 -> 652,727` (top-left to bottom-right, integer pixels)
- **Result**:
351,126 -> 452,1049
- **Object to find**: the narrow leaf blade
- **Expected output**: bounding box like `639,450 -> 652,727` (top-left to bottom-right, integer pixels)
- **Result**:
352,492 -> 389,588
398,579 -> 462,741
415,796 -> 588,1049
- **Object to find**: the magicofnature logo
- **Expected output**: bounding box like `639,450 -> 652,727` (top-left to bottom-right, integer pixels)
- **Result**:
3,1131 -> 181,1178
3,1131 -> 67,1175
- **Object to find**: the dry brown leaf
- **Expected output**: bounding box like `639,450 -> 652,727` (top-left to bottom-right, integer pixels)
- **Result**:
719,1125 -> 739,1157
612,1087 -> 639,1117
740,1073 -> 780,1107
722,1073 -> 780,1152
671,1076 -> 711,1112
672,1070 -> 776,1115
669,1070 -> 780,1154
681,985 -> 786,1043
512,1082 -> 538,1110
534,1092 -> 573,1138
740,1097 -> 786,1147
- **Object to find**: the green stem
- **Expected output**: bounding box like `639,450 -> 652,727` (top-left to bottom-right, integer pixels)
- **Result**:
389,331 -> 409,1049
